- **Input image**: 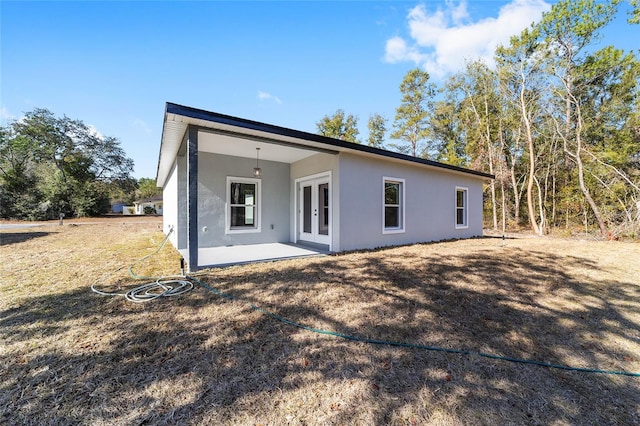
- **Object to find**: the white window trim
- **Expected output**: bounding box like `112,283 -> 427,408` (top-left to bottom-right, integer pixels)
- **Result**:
382,176 -> 406,234
455,186 -> 468,229
226,176 -> 261,234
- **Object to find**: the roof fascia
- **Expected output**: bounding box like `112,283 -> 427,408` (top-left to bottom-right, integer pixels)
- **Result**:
164,102 -> 495,180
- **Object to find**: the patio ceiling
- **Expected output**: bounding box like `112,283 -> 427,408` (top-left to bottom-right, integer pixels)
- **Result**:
157,107 -> 338,187
198,130 -> 319,164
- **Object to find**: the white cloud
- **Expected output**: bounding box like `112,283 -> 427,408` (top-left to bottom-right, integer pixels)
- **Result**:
384,0 -> 551,78
0,106 -> 16,123
132,118 -> 152,134
257,91 -> 282,104
449,0 -> 469,24
385,36 -> 429,65
87,124 -> 105,140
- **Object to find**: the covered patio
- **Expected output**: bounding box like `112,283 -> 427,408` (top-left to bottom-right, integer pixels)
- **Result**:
159,103 -> 341,271
180,242 -> 329,268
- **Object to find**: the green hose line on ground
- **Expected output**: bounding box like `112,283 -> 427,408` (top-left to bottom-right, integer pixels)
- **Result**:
91,228 -> 639,377
189,275 -> 640,378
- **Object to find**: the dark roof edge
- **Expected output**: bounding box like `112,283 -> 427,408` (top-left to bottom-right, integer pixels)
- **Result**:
165,102 -> 495,180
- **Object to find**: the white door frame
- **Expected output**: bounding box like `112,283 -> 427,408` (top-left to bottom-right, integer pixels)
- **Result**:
295,171 -> 332,249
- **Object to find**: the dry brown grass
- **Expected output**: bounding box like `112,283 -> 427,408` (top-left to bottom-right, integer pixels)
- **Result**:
1,219 -> 639,425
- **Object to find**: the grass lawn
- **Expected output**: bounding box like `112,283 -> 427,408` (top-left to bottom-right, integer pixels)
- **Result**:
1,218 -> 639,425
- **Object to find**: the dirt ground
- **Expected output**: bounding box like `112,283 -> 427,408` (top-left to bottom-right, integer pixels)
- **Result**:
1,218 -> 638,425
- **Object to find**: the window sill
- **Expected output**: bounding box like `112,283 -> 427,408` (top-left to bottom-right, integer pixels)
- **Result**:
455,225 -> 469,230
226,228 -> 261,235
383,228 -> 405,235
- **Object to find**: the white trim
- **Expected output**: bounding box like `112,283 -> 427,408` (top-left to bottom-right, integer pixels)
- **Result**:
225,176 -> 262,234
455,186 -> 469,229
294,171 -> 332,250
296,170 -> 333,182
382,176 -> 406,234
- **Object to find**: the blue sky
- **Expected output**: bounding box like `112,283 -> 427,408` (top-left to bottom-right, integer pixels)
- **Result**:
2,1 -> 638,179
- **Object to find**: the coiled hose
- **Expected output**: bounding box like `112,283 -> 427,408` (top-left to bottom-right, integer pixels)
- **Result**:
91,228 -> 193,302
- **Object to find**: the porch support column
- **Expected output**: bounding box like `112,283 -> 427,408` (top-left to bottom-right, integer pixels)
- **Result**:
186,125 -> 199,272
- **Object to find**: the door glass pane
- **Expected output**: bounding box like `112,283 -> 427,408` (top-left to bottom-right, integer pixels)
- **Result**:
318,183 -> 329,235
303,185 -> 312,233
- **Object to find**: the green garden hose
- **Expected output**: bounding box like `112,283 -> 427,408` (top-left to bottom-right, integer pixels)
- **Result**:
91,228 -> 193,302
91,229 -> 640,377
189,275 -> 640,378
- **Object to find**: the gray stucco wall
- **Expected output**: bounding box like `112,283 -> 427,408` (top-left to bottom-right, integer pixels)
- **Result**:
165,145 -> 485,254
197,152 -> 291,247
290,153 -> 339,179
338,152 -> 484,251
176,154 -> 188,250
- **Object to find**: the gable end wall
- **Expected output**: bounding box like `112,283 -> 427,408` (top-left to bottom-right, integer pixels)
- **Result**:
338,152 -> 483,251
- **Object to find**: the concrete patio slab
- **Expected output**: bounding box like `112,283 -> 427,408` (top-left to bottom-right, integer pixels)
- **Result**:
182,243 -> 328,268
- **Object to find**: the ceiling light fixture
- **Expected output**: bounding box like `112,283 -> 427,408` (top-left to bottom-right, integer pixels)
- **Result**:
253,147 -> 262,177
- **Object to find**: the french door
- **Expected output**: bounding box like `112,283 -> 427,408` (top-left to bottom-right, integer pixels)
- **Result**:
298,174 -> 331,246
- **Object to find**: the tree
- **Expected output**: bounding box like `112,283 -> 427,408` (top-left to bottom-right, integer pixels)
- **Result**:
367,113 -> 387,148
391,68 -> 435,157
629,0 -> 640,24
0,108 -> 134,219
484,0 -> 640,237
316,109 -> 360,143
0,127 -> 41,219
537,0 -> 620,236
496,27 -> 548,235
429,96 -> 468,167
137,177 -> 162,199
572,46 -> 640,234
450,60 -> 504,230
106,176 -> 138,204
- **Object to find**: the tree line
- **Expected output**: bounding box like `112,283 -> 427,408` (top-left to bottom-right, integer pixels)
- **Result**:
316,0 -> 640,238
0,109 -> 160,220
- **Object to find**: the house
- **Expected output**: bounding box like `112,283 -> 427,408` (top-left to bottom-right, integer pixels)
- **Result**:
133,196 -> 163,215
111,201 -> 126,214
156,102 -> 493,271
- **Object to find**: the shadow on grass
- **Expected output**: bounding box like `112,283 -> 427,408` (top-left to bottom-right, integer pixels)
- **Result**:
1,243 -> 638,425
0,232 -> 51,246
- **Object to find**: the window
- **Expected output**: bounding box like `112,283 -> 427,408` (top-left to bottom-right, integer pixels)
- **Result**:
456,187 -> 468,228
383,177 -> 405,234
227,177 -> 261,233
